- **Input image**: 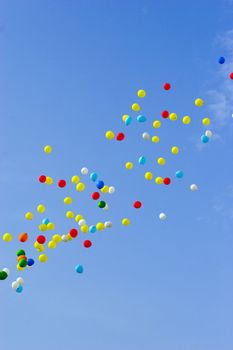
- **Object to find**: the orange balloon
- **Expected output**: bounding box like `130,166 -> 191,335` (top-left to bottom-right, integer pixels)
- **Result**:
19,232 -> 28,243
17,255 -> 27,262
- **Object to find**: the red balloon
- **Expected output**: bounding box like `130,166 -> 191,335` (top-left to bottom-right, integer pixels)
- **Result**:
92,192 -> 100,200
163,82 -> 171,90
161,110 -> 169,118
230,72 -> 233,80
37,235 -> 46,244
83,240 -> 92,248
69,228 -> 78,238
134,201 -> 142,209
39,175 -> 46,183
116,132 -> 125,141
58,179 -> 66,188
163,177 -> 171,185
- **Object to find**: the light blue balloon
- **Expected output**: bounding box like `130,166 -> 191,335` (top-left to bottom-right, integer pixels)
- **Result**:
75,265 -> 84,274
175,170 -> 184,179
137,115 -> 147,123
16,285 -> 23,293
201,135 -> 209,143
89,225 -> 96,233
125,116 -> 132,126
90,172 -> 98,182
138,156 -> 146,165
42,218 -> 50,225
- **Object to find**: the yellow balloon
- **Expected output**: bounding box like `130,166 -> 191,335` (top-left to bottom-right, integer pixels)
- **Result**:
52,234 -> 61,243
66,211 -> 75,219
2,233 -> 12,242
39,254 -> 48,263
155,177 -> 163,184
171,146 -> 179,154
101,185 -> 109,193
76,182 -> 85,192
81,225 -> 89,233
145,172 -> 153,180
45,176 -> 53,185
169,113 -> 178,121
157,157 -> 166,166
71,175 -> 80,184
202,117 -> 210,126
152,136 -> 160,143
39,224 -> 47,232
37,204 -> 45,214
137,89 -> 146,98
66,233 -> 73,241
105,130 -> 115,140
122,115 -> 129,122
122,218 -> 130,226
96,222 -> 104,231
182,116 -> 191,124
47,222 -> 55,230
48,240 -> 56,249
75,214 -> 83,222
125,162 -> 133,170
25,212 -> 33,220
64,196 -> 73,204
153,120 -> 161,128
17,264 -> 24,271
34,242 -> 44,252
44,145 -> 52,154
132,103 -> 140,112
195,98 -> 204,107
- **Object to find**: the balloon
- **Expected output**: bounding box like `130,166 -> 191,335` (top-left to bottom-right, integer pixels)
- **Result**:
157,157 -> 166,166
3,268 -> 10,275
17,249 -> 25,257
163,177 -> 171,185
132,103 -> 140,112
58,179 -> 66,188
137,115 -> 147,123
47,222 -> 55,230
182,116 -> 191,124
163,82 -> 171,90
205,130 -> 213,138
98,201 -> 106,209
39,224 -> 47,231
190,184 -> 198,191
105,130 -> 115,140
44,145 -> 52,153
78,219 -> 86,226
27,258 -> 34,266
125,116 -> 132,125
116,132 -> 125,141
2,233 -> 12,242
171,146 -> 179,154
103,204 -> 109,211
25,212 -> 33,220
96,180 -> 104,189
83,240 -> 92,248
108,186 -> 115,194
195,98 -> 204,107
218,56 -> 225,64
161,110 -> 169,118
137,89 -> 146,98
96,222 -> 104,230
92,192 -> 100,200
153,120 -> 161,128
12,281 -> 19,290
145,172 -> 153,180
230,72 -> 233,79
90,172 -> 98,182
75,214 -> 83,222
64,197 -> 72,204
71,175 -> 80,184
38,254 -> 48,263
19,233 -> 28,243
52,234 -> 62,243
61,235 -> 68,242
37,235 -> 46,244
39,175 -> 47,183
101,185 -> 109,193
122,114 -> 129,122
80,225 -> 88,232
133,201 -> 142,209
202,117 -> 210,126
159,213 -> 166,220
142,132 -> 150,140
42,218 -> 50,225
89,225 -> 96,233
122,218 -> 130,226
45,176 -> 53,185
152,136 -> 160,143
37,204 -> 45,214
16,277 -> 24,285
125,162 -> 133,170
81,167 -> 89,175
155,177 -> 163,184
75,264 -> 84,274
66,211 -> 75,219
138,156 -> 146,165
76,182 -> 85,192
16,285 -> 23,293
48,241 -> 56,249
201,135 -> 209,143
169,112 -> 178,121
175,170 -> 184,179
19,259 -> 27,268
34,242 -> 44,252
104,221 -> 113,228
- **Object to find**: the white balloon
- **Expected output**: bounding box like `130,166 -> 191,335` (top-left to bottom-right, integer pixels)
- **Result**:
205,130 -> 213,138
16,277 -> 24,285
3,268 -> 10,275
190,184 -> 198,191
81,167 -> 89,175
78,219 -> 86,226
108,186 -> 115,194
104,221 -> 113,228
12,281 -> 19,290
103,204 -> 109,211
159,213 -> 166,220
61,234 -> 68,242
142,132 -> 150,140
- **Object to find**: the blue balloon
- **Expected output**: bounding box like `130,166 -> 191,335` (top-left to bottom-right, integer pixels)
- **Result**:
16,285 -> 23,293
218,56 -> 225,64
137,115 -> 147,123
90,172 -> 98,182
42,218 -> 50,225
89,225 -> 96,233
138,156 -> 146,165
27,258 -> 35,267
201,135 -> 209,143
125,116 -> 132,126
75,265 -> 84,274
96,180 -> 104,189
175,170 -> 184,179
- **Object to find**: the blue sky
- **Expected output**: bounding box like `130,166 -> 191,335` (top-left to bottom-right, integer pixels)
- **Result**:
0,1 -> 233,349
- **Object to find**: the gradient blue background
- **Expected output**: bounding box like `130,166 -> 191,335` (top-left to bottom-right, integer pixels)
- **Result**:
0,1 -> 233,349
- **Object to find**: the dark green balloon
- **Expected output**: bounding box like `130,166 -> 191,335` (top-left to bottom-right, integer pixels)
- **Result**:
0,271 -> 8,280
17,249 -> 26,257
19,259 -> 27,268
98,201 -> 106,209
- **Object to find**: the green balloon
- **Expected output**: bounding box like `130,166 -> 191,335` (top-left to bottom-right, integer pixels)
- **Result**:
98,201 -> 106,209
17,249 -> 26,257
0,271 -> 8,280
19,259 -> 27,268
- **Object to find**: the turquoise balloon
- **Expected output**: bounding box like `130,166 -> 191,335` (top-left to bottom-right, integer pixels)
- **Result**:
89,225 -> 96,233
16,285 -> 23,293
90,172 -> 98,182
175,170 -> 184,179
42,218 -> 50,225
75,265 -> 84,274
137,115 -> 147,123
125,116 -> 132,126
201,135 -> 209,143
138,156 -> 146,165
